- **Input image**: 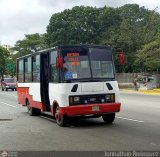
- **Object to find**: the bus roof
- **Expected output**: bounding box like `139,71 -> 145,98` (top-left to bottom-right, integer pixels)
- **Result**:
17,47 -> 56,60
17,44 -> 112,60
59,44 -> 111,49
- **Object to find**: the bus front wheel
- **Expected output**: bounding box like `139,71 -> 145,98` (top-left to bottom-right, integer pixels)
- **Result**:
55,105 -> 67,127
102,113 -> 115,124
26,100 -> 41,116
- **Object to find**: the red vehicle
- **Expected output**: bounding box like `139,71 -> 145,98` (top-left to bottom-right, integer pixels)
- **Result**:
1,78 -> 17,91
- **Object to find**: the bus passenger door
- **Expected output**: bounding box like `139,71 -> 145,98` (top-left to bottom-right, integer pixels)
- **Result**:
40,53 -> 50,112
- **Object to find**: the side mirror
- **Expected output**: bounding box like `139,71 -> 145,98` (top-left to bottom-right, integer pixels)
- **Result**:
56,56 -> 63,69
119,52 -> 125,65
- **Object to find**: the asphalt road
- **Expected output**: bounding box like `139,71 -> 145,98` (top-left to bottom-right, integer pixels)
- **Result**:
0,90 -> 160,151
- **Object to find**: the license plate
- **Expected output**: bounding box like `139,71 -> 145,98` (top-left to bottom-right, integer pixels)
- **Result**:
92,106 -> 99,111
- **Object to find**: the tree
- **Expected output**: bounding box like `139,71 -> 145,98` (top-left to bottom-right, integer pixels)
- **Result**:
46,6 -> 121,47
8,4 -> 160,74
46,6 -> 101,46
101,4 -> 160,72
135,40 -> 160,72
0,46 -> 10,78
12,33 -> 48,59
143,9 -> 160,43
6,33 -> 49,77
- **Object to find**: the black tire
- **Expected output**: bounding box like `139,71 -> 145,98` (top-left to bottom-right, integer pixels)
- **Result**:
26,100 -> 41,116
12,89 -> 14,91
5,88 -> 8,91
102,113 -> 115,124
54,105 -> 67,127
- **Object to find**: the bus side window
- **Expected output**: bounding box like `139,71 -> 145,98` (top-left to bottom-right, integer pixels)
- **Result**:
33,55 -> 40,82
24,57 -> 32,82
18,59 -> 24,83
50,51 -> 59,83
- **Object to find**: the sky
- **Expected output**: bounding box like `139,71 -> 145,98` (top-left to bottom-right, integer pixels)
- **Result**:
0,0 -> 160,46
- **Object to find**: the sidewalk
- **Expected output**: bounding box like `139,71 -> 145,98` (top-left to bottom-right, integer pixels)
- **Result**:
120,88 -> 160,95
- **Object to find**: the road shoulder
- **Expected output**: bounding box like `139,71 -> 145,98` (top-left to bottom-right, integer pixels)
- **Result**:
120,88 -> 160,96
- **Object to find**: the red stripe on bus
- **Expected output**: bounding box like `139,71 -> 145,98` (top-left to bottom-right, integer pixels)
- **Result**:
58,103 -> 121,116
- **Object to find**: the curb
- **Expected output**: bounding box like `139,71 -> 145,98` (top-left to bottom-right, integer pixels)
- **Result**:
120,89 -> 160,95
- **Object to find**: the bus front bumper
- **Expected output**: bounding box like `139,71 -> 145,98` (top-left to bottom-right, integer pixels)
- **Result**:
59,103 -> 121,117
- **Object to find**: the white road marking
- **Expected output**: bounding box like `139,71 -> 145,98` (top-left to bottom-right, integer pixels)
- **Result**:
116,116 -> 144,123
150,142 -> 156,146
0,101 -> 18,108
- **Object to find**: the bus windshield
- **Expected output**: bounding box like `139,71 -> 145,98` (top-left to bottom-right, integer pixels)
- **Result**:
89,48 -> 114,79
62,47 -> 114,81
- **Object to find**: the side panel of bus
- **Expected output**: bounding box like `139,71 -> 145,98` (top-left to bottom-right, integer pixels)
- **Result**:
17,52 -> 51,112
17,83 -> 43,109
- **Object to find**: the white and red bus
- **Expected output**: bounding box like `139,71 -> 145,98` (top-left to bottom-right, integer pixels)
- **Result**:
16,45 -> 121,126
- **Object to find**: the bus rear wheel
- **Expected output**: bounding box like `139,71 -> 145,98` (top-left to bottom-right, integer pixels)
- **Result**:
102,113 -> 115,124
55,105 -> 67,127
26,100 -> 41,116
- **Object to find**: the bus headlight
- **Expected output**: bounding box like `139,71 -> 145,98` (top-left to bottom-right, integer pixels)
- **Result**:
105,94 -> 114,102
74,97 -> 80,102
69,96 -> 80,105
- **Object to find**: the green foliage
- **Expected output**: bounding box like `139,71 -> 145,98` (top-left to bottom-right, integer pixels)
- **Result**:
135,40 -> 160,72
46,6 -> 120,46
0,46 -> 10,77
143,10 -> 160,43
46,4 -> 160,72
46,6 -> 99,46
101,4 -> 154,72
12,33 -> 48,59
4,33 -> 49,77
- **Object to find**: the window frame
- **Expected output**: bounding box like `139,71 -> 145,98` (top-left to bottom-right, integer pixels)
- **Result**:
49,50 -> 59,83
24,57 -> 32,82
18,59 -> 24,83
32,54 -> 40,82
